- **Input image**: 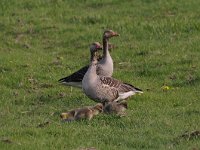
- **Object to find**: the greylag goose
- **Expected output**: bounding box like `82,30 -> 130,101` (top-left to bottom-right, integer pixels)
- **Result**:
82,44 -> 143,104
58,30 -> 119,88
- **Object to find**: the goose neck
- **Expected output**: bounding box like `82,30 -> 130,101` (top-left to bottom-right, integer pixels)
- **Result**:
90,51 -> 98,65
103,37 -> 109,57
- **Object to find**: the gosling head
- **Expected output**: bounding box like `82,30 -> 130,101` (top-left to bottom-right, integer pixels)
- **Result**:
93,103 -> 103,115
60,112 -> 69,120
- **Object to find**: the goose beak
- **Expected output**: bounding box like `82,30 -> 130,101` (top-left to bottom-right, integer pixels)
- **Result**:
96,45 -> 103,50
112,32 -> 120,36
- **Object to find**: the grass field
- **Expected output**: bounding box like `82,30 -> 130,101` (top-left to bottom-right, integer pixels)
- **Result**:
0,0 -> 200,149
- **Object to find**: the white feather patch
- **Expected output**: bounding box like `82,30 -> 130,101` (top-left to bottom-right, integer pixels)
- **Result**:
114,91 -> 136,102
62,82 -> 82,88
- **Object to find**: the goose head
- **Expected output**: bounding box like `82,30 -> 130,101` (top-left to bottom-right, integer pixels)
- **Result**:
103,30 -> 119,39
90,42 -> 102,63
90,42 -> 102,52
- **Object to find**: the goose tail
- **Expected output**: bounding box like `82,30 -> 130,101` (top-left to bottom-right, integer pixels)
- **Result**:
123,82 -> 143,93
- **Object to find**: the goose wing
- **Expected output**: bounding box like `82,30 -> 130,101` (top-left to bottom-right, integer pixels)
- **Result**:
99,76 -> 143,102
119,82 -> 143,93
58,65 -> 89,83
58,53 -> 104,84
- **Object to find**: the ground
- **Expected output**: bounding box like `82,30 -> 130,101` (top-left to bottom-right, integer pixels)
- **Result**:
0,0 -> 200,149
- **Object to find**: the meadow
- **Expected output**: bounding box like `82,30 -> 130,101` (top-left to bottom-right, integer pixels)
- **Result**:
0,0 -> 200,149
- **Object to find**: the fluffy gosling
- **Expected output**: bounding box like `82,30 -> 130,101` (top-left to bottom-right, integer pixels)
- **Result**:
60,103 -> 103,121
103,101 -> 127,116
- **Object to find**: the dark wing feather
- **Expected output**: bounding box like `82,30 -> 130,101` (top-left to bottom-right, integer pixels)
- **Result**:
58,65 -> 89,83
58,52 -> 103,83
123,83 -> 142,91
119,82 -> 143,93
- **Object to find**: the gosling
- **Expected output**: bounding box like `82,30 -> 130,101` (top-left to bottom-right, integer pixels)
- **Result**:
103,101 -> 127,116
60,103 -> 103,121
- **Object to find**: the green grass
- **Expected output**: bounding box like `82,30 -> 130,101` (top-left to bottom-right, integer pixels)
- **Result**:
0,0 -> 200,149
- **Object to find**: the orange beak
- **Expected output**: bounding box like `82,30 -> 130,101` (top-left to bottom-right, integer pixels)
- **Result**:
112,32 -> 120,36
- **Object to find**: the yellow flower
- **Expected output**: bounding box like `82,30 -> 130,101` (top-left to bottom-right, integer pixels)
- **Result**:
162,85 -> 170,90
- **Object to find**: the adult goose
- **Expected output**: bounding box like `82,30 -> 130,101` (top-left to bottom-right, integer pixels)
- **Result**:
82,43 -> 143,104
58,30 -> 119,88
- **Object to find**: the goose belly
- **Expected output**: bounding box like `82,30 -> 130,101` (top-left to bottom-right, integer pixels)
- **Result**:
82,78 -> 99,101
82,86 -> 101,102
